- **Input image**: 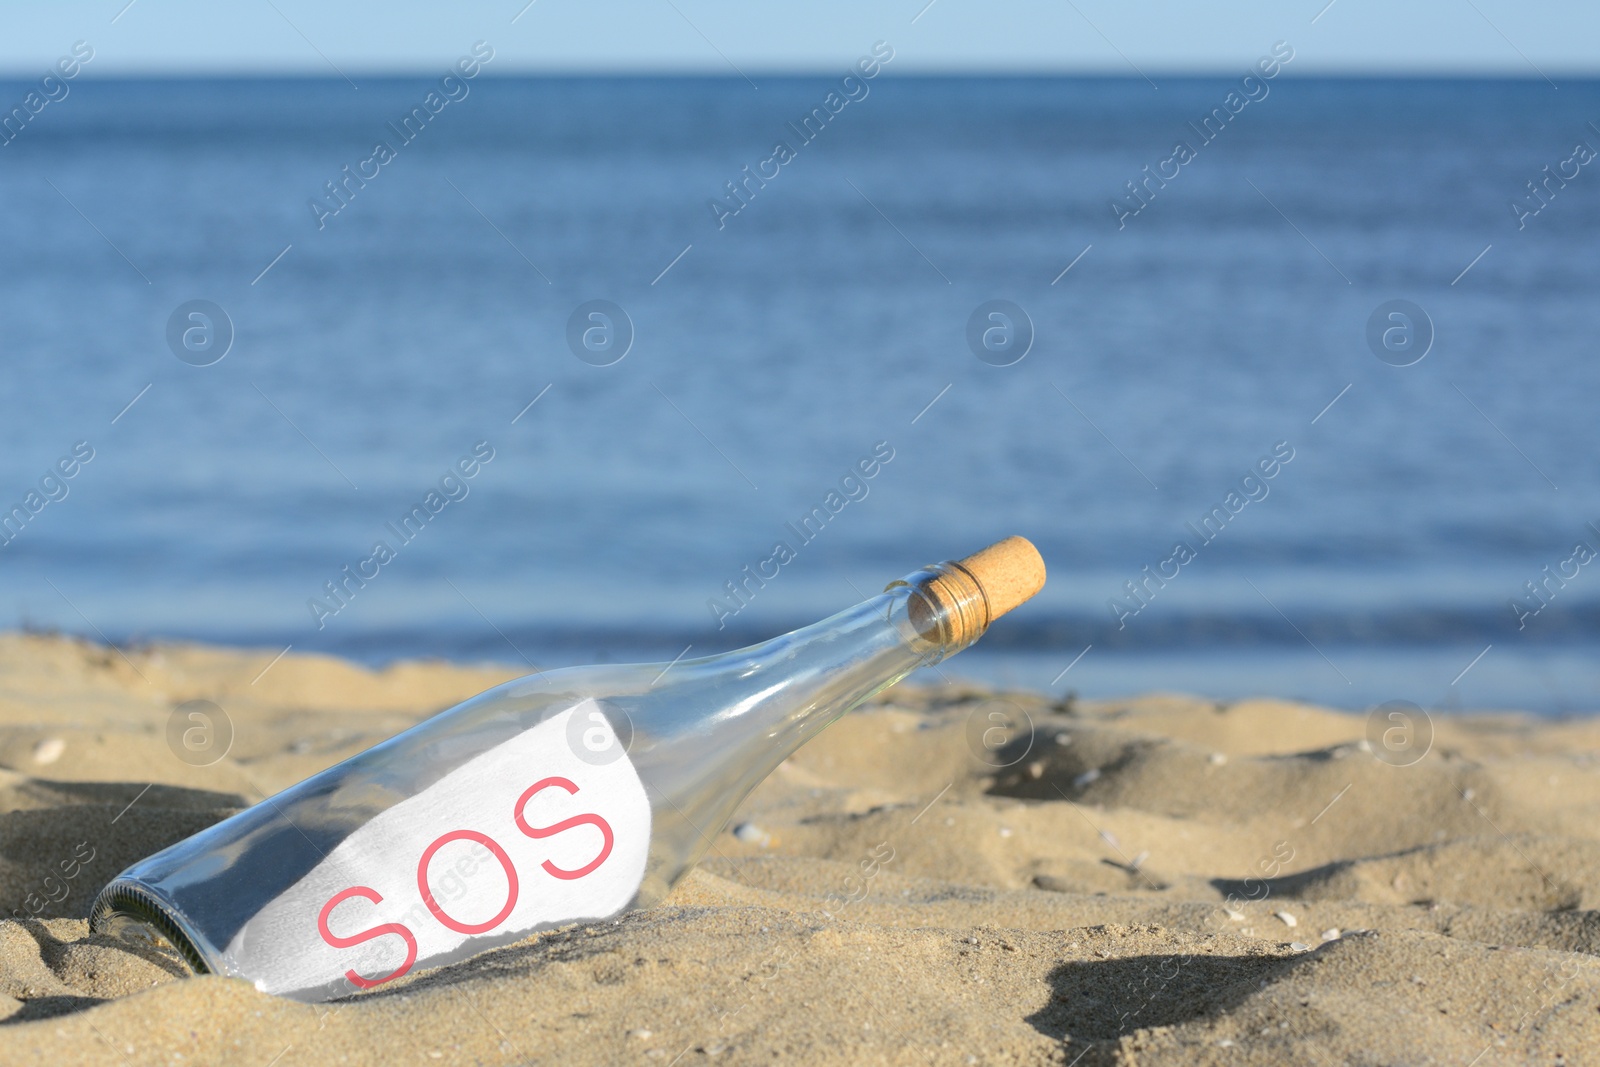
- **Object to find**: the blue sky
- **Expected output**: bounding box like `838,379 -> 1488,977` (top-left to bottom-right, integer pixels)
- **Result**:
0,0 -> 1595,76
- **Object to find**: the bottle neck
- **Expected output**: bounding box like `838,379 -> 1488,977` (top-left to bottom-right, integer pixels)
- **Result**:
632,565 -> 987,898
690,562 -> 989,736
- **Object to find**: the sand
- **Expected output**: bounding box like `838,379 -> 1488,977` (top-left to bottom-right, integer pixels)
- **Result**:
2,632 -> 1599,1065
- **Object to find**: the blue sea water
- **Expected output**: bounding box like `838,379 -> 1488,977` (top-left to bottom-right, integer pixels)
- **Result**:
1,74 -> 1597,714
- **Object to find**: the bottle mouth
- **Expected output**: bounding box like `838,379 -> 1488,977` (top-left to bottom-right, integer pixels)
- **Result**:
90,882 -> 211,976
898,562 -> 991,659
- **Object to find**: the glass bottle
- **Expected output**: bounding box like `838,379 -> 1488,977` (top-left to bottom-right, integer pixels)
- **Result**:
92,537 -> 1045,1002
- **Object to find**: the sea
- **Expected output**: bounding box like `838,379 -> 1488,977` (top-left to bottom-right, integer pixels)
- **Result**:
1,73 -> 1597,714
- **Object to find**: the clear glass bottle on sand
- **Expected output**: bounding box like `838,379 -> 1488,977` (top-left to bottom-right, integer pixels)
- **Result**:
92,537 -> 1046,1001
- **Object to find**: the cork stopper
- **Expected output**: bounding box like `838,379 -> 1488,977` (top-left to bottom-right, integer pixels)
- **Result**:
950,536 -> 1047,621
903,536 -> 1046,651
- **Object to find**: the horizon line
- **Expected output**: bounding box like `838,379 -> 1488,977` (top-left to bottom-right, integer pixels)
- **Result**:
3,67 -> 1599,80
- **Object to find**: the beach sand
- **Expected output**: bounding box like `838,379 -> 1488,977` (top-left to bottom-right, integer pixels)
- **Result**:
2,631 -> 1599,1064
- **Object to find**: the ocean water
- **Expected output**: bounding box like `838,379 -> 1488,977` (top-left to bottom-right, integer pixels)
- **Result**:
1,74 -> 1597,714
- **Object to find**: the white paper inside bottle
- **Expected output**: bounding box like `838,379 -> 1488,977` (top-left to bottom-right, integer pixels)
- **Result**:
222,700 -> 651,1000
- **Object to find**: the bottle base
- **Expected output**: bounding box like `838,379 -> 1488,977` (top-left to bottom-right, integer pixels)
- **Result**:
90,882 -> 210,977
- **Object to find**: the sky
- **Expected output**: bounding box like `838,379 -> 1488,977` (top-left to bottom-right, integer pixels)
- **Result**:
0,0 -> 1595,77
